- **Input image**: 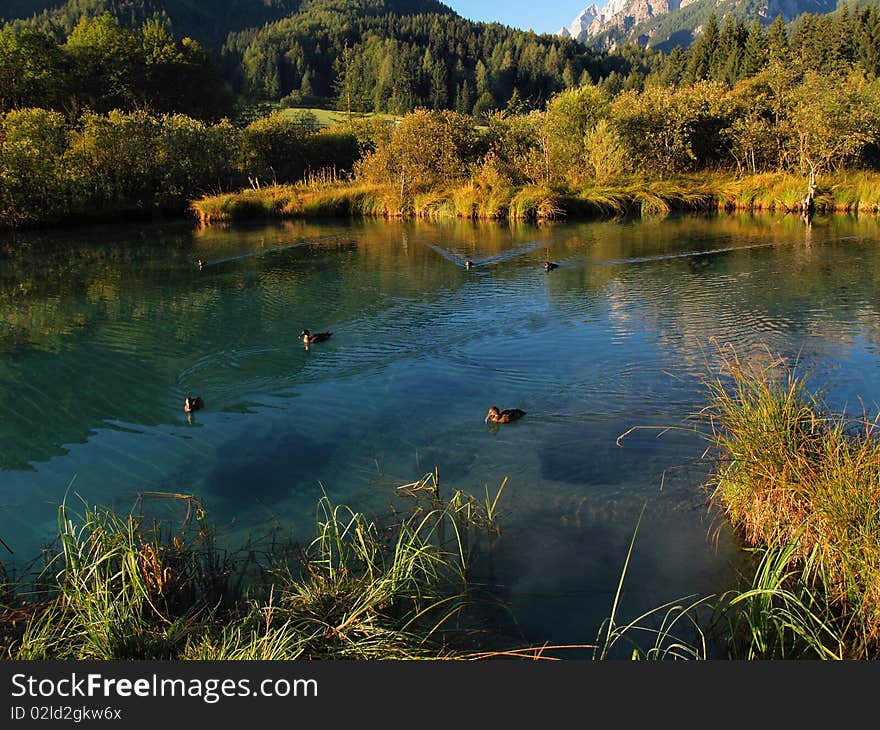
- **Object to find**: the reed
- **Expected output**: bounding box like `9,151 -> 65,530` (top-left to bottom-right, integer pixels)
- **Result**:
701,346 -> 880,658
480,184 -> 514,220
590,506 -> 714,660
412,189 -> 455,218
509,186 -> 563,221
190,170 -> 880,226
191,186 -> 300,225
2,474 -> 503,660
451,184 -> 481,219
299,183 -> 399,218
720,540 -> 851,659
825,171 -> 880,213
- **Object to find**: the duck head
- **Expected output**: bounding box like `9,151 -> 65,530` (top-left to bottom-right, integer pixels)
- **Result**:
485,406 -> 500,423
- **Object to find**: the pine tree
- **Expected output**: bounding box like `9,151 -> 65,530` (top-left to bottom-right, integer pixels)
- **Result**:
455,78 -> 473,114
856,6 -> 880,76
742,19 -> 767,78
686,13 -> 720,84
475,60 -> 490,95
838,9 -> 856,65
504,88 -> 525,115
299,67 -> 314,102
430,60 -> 448,109
713,14 -> 745,83
767,15 -> 790,64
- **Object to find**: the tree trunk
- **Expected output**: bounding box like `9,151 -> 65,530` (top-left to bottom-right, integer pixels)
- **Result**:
801,162 -> 817,221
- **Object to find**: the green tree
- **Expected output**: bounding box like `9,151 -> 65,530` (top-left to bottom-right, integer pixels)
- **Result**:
359,109 -> 482,198
713,14 -> 745,84
612,81 -> 732,176
0,26 -> 64,112
238,111 -> 315,184
0,108 -> 69,226
855,6 -> 880,76
767,15 -> 790,65
64,14 -> 141,114
725,73 -> 783,173
584,118 -> 626,183
542,85 -> 611,185
430,61 -> 448,109
686,13 -> 720,84
788,70 -> 880,173
472,91 -> 497,122
741,20 -> 768,78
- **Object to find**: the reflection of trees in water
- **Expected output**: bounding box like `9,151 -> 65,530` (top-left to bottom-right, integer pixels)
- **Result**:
2,214 -> 880,471
0,218 -> 543,469
543,214 -> 880,377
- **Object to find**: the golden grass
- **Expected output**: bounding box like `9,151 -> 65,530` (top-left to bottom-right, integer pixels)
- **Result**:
704,346 -> 880,655
191,171 -> 880,226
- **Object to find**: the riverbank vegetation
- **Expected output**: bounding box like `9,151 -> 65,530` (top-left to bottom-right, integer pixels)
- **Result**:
4,7 -> 880,228
700,348 -> 880,659
596,348 -> 880,660
192,63 -> 880,224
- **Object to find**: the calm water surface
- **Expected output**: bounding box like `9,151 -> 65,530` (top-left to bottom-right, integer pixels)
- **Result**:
2,213 -> 880,651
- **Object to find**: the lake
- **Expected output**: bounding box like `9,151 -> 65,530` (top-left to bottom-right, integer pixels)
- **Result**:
2,213 -> 879,653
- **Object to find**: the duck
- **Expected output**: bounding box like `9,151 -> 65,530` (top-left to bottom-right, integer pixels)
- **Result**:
544,260 -> 558,271
485,406 -> 526,424
300,329 -> 333,345
184,396 -> 204,413
196,258 -> 206,271
465,259 -> 473,269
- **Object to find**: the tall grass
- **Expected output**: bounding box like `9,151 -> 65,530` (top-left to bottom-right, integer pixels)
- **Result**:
701,346 -> 880,658
192,170 -> 880,226
191,183 -> 400,224
2,474 -> 505,660
720,540 -> 852,659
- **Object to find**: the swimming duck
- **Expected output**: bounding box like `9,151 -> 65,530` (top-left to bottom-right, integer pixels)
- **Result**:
196,258 -> 205,271
485,406 -> 526,424
465,259 -> 473,269
544,260 -> 558,271
300,329 -> 333,344
184,396 -> 204,413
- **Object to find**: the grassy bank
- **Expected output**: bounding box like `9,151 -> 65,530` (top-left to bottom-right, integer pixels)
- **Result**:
191,171 -> 880,226
190,181 -> 570,225
702,348 -> 880,659
0,474 -> 512,660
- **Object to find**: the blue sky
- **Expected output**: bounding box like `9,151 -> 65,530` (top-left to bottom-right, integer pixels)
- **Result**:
444,1 -> 581,35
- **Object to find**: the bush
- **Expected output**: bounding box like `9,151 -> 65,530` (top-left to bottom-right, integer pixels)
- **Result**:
0,108 -> 69,226
358,109 -> 484,197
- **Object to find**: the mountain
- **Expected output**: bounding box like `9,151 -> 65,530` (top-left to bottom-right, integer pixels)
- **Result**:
559,0 -> 838,50
558,0 -> 627,40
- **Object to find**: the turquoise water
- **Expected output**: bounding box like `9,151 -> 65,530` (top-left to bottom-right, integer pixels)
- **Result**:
2,213 -> 880,649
